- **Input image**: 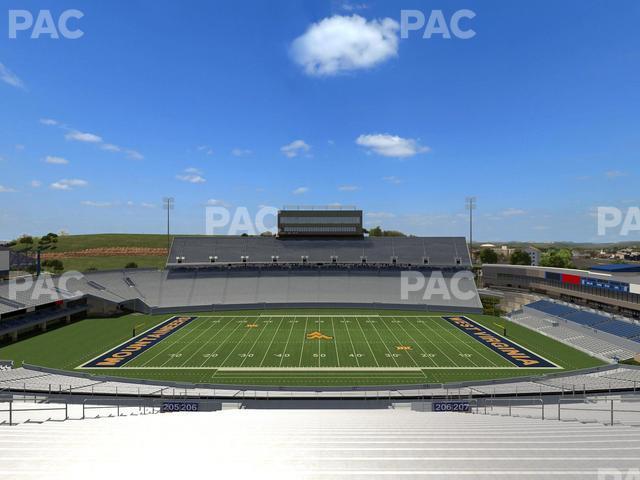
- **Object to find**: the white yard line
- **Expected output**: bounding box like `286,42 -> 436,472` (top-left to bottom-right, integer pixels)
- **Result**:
359,316 -> 398,368
331,317 -> 340,368
342,317 -> 362,367
198,319 -> 245,368
177,317 -> 229,366
259,317 -> 285,367
298,317 -> 309,368
278,318 -> 298,367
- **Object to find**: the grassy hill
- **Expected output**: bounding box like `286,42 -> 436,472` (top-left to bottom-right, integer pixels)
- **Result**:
11,234 -> 178,272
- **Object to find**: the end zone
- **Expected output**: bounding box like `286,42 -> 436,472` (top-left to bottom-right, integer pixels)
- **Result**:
78,316 -> 197,369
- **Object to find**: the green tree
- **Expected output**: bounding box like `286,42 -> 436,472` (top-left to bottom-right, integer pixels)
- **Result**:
479,248 -> 498,264
125,262 -> 139,269
540,248 -> 575,268
42,259 -> 64,272
510,250 -> 532,265
369,226 -> 383,237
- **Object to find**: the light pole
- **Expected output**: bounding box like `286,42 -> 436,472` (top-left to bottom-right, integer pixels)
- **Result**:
465,197 -> 476,262
162,197 -> 174,252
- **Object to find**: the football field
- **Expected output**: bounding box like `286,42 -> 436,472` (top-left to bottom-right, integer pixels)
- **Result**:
79,314 -> 558,372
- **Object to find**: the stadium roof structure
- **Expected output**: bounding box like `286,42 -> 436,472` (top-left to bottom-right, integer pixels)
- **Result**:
589,264 -> 640,273
167,236 -> 471,268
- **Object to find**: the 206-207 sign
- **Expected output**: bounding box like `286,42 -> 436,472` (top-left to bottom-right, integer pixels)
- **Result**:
161,402 -> 199,413
432,401 -> 471,412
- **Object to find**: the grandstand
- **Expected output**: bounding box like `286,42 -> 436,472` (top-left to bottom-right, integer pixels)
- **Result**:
508,300 -> 640,361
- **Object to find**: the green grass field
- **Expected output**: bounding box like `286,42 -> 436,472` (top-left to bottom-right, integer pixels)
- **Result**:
0,309 -> 604,386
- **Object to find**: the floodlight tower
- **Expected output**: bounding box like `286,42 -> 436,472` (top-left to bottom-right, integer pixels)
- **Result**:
465,197 -> 476,263
162,197 -> 174,251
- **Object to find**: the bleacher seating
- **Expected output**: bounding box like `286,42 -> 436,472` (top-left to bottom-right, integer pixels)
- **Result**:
1,408 -> 639,478
525,300 -> 640,342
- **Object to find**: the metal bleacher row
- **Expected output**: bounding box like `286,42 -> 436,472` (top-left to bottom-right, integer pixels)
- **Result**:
526,300 -> 640,342
64,268 -> 483,312
167,236 -> 472,267
2,365 -> 640,399
510,308 -> 639,361
4,409 -> 640,479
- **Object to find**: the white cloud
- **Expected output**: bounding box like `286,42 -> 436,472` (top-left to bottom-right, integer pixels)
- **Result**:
281,140 -> 311,158
30,180 -> 42,188
39,118 -> 59,126
231,148 -> 252,157
65,130 -> 103,143
341,2 -> 369,12
356,134 -> 430,158
15,144 -> 25,151
501,208 -> 527,217
338,185 -> 360,191
206,199 -> 231,207
101,143 -> 121,152
605,170 -> 627,179
125,149 -> 144,160
292,186 -> 309,195
197,145 -> 214,156
382,175 -> 402,184
50,179 -> 88,191
81,200 -> 113,208
44,155 -> 69,165
177,168 -> 206,184
291,15 -> 399,76
141,202 -> 156,208
0,185 -> 17,193
0,62 -> 25,89
366,211 -> 396,219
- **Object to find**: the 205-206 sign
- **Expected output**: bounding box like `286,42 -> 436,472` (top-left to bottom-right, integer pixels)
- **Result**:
161,402 -> 199,413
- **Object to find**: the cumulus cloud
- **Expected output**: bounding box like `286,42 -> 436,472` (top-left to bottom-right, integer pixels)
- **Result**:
50,179 -> 88,191
197,145 -> 214,156
81,200 -> 113,208
100,143 -> 121,152
206,199 -> 231,207
231,148 -> 252,157
30,180 -> 42,188
39,118 -> 59,126
605,170 -> 627,179
501,208 -> 526,217
382,176 -> 402,184
65,130 -> 103,143
0,185 -> 17,193
0,62 -> 25,89
177,167 -> 206,184
125,149 -> 144,160
356,134 -> 429,158
292,186 -> 309,195
291,15 -> 399,76
281,140 -> 311,158
44,155 -> 69,165
339,185 -> 360,191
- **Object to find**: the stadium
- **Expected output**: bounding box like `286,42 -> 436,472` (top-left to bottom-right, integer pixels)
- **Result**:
2,2 -> 640,477
1,208 -> 640,476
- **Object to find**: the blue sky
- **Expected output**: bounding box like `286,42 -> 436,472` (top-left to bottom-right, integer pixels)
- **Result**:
0,0 -> 639,242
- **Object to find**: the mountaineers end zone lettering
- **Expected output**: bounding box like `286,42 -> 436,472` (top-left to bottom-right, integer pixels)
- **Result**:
81,316 -> 197,368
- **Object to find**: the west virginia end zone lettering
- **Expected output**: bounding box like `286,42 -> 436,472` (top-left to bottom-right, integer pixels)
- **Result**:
81,316 -> 197,368
442,316 -> 557,368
